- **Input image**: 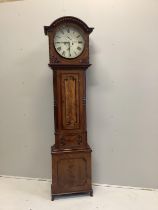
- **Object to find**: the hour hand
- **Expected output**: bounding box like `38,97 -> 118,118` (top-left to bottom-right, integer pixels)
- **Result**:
55,41 -> 69,44
67,36 -> 72,40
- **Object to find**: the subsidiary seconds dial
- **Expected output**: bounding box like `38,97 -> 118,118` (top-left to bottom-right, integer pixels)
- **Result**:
54,25 -> 85,59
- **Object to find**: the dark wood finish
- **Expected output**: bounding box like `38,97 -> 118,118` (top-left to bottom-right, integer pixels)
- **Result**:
51,148 -> 92,195
44,16 -> 94,66
44,16 -> 94,201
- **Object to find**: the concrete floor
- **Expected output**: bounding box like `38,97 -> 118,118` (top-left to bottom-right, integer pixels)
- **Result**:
0,176 -> 158,210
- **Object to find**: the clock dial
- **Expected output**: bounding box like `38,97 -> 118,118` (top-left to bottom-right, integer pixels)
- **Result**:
54,25 -> 85,59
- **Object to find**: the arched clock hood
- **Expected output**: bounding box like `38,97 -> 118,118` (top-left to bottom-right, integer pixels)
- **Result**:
44,16 -> 94,35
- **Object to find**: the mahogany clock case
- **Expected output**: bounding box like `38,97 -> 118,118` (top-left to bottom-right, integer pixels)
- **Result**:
44,16 -> 94,201
44,16 -> 94,66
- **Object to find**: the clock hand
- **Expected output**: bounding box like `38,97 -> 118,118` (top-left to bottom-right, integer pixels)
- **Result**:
55,41 -> 70,44
66,42 -> 71,57
67,36 -> 72,40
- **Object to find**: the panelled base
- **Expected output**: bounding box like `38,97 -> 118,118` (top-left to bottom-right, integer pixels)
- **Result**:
51,147 -> 92,200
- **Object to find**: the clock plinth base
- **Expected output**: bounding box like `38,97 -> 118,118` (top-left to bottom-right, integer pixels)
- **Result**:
51,189 -> 93,201
51,147 -> 92,201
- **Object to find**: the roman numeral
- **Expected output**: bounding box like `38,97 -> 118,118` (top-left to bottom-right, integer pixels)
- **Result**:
77,46 -> 81,51
78,41 -> 83,44
60,30 -> 64,34
57,47 -> 61,51
62,51 -> 65,56
76,34 -> 80,38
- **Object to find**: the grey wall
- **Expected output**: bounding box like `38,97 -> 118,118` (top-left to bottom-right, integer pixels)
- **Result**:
0,0 -> 158,189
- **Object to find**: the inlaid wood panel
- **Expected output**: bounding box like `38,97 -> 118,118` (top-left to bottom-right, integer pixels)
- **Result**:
51,149 -> 92,194
61,73 -> 81,129
54,70 -> 86,132
59,134 -> 82,148
58,158 -> 86,187
55,131 -> 88,149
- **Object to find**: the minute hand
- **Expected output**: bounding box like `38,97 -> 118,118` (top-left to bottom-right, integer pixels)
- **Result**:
67,36 -> 72,40
55,41 -> 70,43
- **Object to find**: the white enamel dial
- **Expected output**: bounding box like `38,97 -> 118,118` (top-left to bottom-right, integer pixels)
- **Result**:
54,25 -> 85,59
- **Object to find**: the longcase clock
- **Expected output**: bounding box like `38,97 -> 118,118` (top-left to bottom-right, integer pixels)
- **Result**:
44,16 -> 94,201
